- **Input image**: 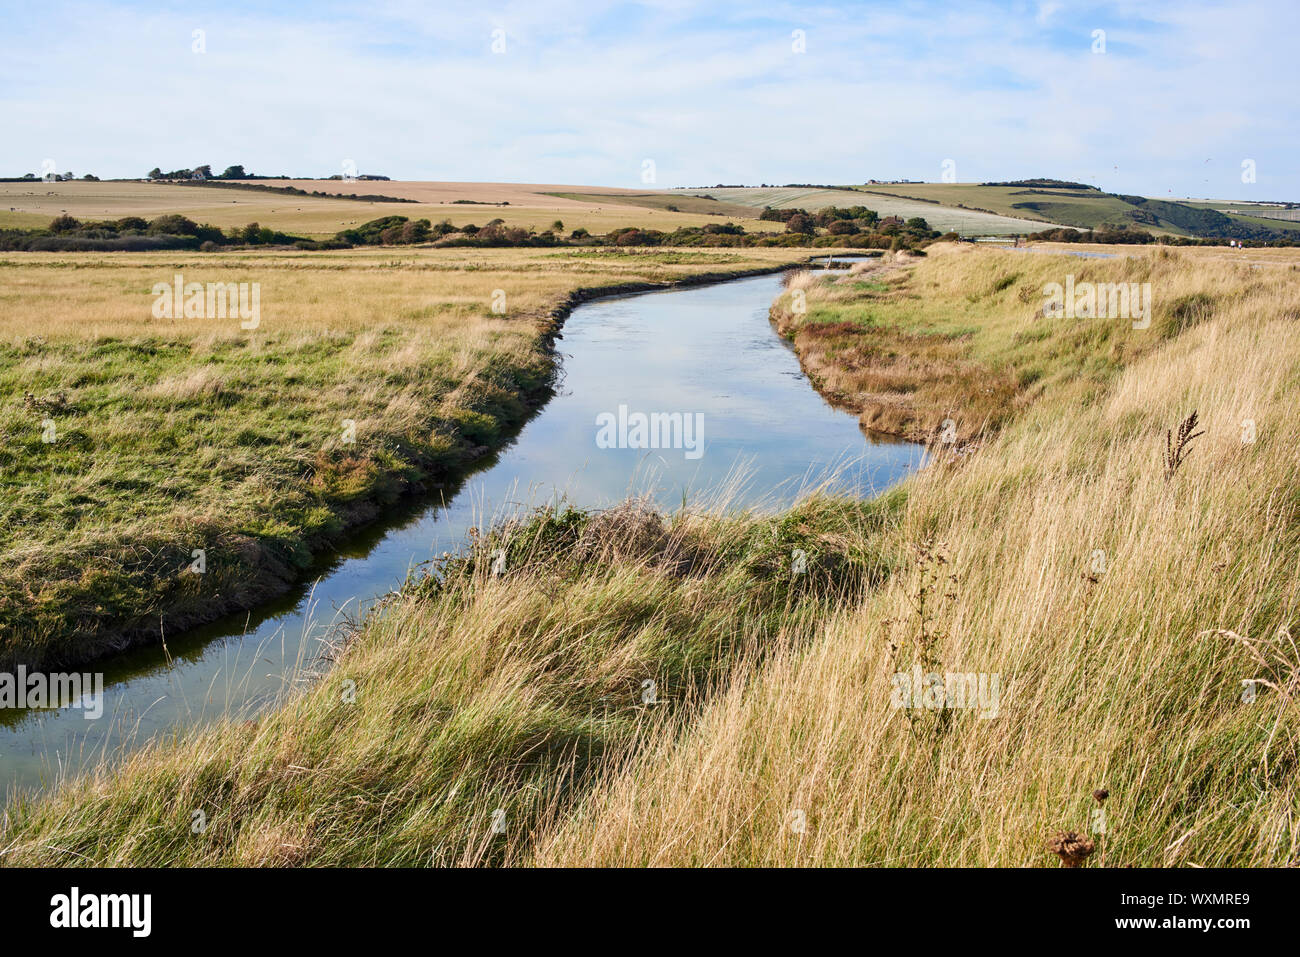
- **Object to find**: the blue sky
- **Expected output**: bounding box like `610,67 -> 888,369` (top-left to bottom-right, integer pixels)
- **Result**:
1,0 -> 1295,198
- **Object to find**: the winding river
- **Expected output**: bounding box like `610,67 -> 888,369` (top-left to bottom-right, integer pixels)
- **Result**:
1,267 -> 922,798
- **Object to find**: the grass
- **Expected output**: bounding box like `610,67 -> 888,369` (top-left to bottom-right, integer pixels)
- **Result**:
0,494 -> 899,864
3,241 -> 1297,867
768,242 -> 1294,442
0,245 -> 808,669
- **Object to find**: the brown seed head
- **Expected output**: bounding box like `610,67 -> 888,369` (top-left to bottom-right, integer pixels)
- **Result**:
1048,830 -> 1096,868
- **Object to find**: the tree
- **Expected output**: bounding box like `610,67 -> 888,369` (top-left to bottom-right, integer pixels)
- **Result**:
403,219 -> 431,243
148,168 -> 162,180
147,214 -> 201,235
221,165 -> 247,180
785,213 -> 815,234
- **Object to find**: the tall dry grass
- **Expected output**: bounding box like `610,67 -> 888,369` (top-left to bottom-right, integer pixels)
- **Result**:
530,247 -> 1300,866
0,493 -> 893,865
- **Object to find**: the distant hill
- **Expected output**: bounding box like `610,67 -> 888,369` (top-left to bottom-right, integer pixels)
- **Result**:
853,181 -> 1300,241
659,180 -> 1296,239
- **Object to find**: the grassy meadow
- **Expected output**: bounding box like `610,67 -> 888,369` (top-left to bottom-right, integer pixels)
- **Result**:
768,243 -> 1260,441
3,242 -> 1296,866
0,245 -> 807,669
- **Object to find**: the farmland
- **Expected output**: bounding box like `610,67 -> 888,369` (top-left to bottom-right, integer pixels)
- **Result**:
0,180 -> 772,239
14,179 -> 1293,245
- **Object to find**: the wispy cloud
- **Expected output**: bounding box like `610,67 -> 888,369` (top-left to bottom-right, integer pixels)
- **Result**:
1,0 -> 1294,198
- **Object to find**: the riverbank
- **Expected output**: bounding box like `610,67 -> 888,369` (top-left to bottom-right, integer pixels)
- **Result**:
5,241 -> 1297,866
768,242 -> 1300,445
0,247 -> 809,671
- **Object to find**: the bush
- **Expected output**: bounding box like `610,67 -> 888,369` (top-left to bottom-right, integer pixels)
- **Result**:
147,214 -> 201,236
786,213 -> 815,234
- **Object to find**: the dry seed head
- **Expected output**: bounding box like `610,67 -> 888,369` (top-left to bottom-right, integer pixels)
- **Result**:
1048,830 -> 1095,868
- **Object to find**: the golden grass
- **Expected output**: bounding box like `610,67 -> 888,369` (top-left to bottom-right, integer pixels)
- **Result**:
0,494 -> 891,864
0,245 -> 806,342
770,242 -> 1300,443
529,247 -> 1300,866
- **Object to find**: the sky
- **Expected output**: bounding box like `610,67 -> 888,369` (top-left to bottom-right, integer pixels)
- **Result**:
1,0 -> 1296,199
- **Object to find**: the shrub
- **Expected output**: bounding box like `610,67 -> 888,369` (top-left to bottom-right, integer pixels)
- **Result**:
786,213 -> 815,234
147,214 -> 201,236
